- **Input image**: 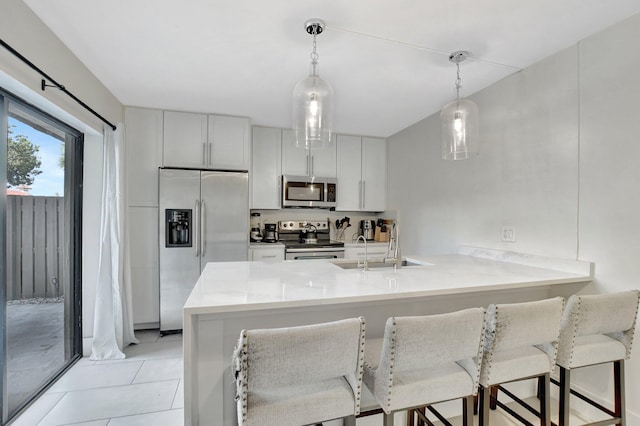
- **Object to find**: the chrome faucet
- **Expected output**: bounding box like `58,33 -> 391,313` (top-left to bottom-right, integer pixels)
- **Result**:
384,221 -> 401,269
356,235 -> 369,271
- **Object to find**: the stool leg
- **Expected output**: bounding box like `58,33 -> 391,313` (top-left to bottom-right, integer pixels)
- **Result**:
463,395 -> 474,426
614,360 -> 625,426
383,412 -> 395,426
406,409 -> 415,426
540,373 -> 550,426
490,386 -> 498,410
558,367 -> 571,426
479,386 -> 490,426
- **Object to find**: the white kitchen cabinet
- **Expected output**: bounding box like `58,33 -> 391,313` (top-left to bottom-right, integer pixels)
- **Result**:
344,242 -> 389,260
336,135 -> 387,212
249,244 -> 285,261
361,137 -> 386,212
251,126 -> 282,209
125,107 -> 163,207
281,129 -> 336,177
128,206 -> 159,326
163,110 -> 249,170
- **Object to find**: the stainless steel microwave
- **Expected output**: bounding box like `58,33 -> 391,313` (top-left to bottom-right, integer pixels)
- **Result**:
282,175 -> 337,208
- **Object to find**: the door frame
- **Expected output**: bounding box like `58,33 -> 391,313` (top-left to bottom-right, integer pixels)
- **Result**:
0,88 -> 83,424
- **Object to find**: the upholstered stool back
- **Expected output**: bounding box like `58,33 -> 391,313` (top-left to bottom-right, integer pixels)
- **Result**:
233,317 -> 366,426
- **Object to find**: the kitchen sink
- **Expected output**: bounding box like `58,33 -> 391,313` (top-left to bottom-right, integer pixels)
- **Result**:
332,259 -> 426,270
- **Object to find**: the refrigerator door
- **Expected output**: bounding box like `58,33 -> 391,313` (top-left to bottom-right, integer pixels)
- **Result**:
200,171 -> 249,268
159,169 -> 201,332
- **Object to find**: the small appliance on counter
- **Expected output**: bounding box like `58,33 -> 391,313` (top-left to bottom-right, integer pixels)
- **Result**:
263,223 -> 278,243
250,212 -> 263,242
359,220 -> 375,240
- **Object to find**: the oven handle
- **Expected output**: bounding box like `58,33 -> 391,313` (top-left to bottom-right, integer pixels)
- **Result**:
293,255 -> 340,260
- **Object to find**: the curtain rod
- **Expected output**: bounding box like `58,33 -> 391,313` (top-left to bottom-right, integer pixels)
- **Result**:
0,38 -> 117,131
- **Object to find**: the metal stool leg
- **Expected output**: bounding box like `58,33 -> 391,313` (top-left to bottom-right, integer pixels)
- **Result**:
558,367 -> 571,426
479,386 -> 490,426
614,360 -> 625,426
541,373 -> 550,426
463,395 -> 474,426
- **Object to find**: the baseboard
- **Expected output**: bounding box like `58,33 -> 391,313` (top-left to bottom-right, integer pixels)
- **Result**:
134,322 -> 159,330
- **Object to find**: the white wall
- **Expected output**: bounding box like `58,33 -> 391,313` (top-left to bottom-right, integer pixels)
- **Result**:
387,12 -> 640,422
1,0 -> 124,344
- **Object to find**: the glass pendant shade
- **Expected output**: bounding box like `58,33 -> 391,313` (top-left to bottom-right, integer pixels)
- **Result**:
293,67 -> 334,149
440,98 -> 479,160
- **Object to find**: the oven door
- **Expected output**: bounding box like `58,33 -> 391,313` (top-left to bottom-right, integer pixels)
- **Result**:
285,247 -> 345,260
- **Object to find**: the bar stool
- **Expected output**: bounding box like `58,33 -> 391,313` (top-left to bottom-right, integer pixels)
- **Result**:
232,317 -> 366,426
478,297 -> 565,426
553,290 -> 640,426
361,308 -> 486,426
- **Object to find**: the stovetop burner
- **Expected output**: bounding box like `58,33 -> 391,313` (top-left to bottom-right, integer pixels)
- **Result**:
277,220 -> 344,249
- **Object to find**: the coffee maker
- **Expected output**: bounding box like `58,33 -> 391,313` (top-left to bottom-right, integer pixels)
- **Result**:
263,223 -> 278,243
359,220 -> 375,240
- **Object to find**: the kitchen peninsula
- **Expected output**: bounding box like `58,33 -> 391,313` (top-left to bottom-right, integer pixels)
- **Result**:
183,247 -> 593,426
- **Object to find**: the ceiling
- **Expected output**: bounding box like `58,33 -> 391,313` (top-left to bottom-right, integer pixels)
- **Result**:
22,0 -> 640,138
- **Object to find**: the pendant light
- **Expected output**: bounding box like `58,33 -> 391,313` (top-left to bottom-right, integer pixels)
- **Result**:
440,51 -> 479,160
293,19 -> 334,149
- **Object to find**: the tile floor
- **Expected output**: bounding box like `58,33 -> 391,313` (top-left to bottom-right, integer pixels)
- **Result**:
10,330 -> 183,426
10,329 -> 593,426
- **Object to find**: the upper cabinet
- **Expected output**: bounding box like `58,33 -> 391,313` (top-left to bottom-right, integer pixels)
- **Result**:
281,129 -> 336,177
125,107 -> 163,207
163,111 -> 250,170
336,135 -> 386,212
251,126 -> 282,209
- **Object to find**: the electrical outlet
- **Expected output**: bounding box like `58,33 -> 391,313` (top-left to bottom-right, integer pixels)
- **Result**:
501,226 -> 516,242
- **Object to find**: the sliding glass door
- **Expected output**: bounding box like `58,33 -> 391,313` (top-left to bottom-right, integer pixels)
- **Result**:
1,90 -> 83,424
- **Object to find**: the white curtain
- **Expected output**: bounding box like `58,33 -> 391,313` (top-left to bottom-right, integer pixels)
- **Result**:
90,123 -> 139,360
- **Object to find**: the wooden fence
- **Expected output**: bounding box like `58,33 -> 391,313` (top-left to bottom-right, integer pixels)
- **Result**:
6,195 -> 65,300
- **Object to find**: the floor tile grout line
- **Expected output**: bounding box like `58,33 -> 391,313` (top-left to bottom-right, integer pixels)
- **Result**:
170,378 -> 182,409
46,377 -> 182,396
102,407 -> 184,424
130,359 -> 146,385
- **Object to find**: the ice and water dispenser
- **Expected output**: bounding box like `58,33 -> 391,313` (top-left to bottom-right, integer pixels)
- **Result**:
165,209 -> 192,247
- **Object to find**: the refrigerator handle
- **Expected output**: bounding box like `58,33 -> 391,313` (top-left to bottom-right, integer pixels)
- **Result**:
194,200 -> 200,257
201,200 -> 207,256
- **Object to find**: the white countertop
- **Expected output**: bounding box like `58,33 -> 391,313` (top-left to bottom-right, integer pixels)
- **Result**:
184,247 -> 593,315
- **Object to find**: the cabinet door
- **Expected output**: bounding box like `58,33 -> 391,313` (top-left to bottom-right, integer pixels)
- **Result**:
336,135 -> 362,211
128,206 -> 159,325
281,129 -> 309,176
251,127 -> 282,209
309,135 -> 336,177
163,111 -> 207,168
362,137 -> 386,212
125,107 -> 162,207
249,246 -> 285,261
208,115 -> 250,170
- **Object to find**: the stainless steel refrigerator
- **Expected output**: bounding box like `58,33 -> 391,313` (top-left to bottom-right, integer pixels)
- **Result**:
159,168 -> 248,333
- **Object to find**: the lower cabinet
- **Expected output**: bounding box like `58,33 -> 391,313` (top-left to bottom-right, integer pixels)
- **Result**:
344,243 -> 389,260
249,244 -> 285,261
127,206 -> 159,326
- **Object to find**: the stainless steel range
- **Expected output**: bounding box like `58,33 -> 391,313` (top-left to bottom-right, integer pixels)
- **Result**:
278,220 -> 345,260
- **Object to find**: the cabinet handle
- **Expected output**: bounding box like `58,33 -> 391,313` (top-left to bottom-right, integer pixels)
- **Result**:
194,200 -> 200,257
262,255 -> 277,259
208,142 -> 213,166
202,143 -> 206,165
310,155 -> 314,176
359,181 -> 363,210
362,181 -> 366,210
